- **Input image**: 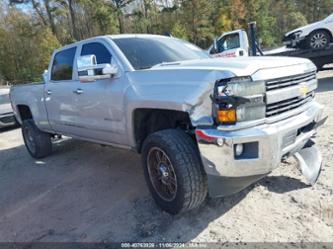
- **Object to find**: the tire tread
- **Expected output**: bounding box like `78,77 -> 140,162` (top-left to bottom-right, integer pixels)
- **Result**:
22,119 -> 52,159
142,129 -> 207,214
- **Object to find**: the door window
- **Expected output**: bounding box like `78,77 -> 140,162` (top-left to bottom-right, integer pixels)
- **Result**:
51,47 -> 76,81
217,33 -> 240,53
81,42 -> 112,64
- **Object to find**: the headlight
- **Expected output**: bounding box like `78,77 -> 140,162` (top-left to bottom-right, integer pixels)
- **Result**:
216,77 -> 265,96
291,30 -> 303,39
236,104 -> 265,122
213,77 -> 266,124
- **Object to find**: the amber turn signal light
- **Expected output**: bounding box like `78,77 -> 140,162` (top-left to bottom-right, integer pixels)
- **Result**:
217,109 -> 236,123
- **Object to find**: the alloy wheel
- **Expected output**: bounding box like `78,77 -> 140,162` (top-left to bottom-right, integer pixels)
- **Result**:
310,33 -> 328,49
147,147 -> 178,201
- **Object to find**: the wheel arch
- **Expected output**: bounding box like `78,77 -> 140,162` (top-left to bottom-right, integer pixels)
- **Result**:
16,105 -> 33,123
308,28 -> 333,41
132,108 -> 195,153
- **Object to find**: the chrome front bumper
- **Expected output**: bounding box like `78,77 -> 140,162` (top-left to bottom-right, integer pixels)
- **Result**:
195,101 -> 326,197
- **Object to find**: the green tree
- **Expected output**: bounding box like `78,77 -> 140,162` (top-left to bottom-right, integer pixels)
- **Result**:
171,21 -> 188,39
0,9 -> 60,84
272,0 -> 307,44
295,0 -> 333,23
109,0 -> 135,33
244,0 -> 277,47
9,0 -> 60,40
181,0 -> 214,47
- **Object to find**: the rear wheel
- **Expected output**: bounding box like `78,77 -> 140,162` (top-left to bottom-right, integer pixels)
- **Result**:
307,30 -> 331,49
141,129 -> 207,214
22,119 -> 52,159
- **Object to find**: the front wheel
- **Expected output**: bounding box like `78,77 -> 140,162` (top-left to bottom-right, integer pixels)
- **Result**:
141,129 -> 208,214
307,30 -> 331,49
22,119 -> 52,159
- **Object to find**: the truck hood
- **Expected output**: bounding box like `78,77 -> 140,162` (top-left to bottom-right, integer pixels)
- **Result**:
150,56 -> 312,76
126,56 -> 315,126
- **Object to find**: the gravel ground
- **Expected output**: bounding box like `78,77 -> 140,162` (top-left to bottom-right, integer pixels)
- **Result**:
0,70 -> 332,243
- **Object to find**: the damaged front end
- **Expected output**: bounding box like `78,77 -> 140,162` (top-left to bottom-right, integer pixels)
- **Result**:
191,75 -> 327,198
294,116 -> 327,185
295,140 -> 322,186
211,77 -> 266,125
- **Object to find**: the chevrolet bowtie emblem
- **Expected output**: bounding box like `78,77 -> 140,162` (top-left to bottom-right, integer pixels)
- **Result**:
299,83 -> 308,98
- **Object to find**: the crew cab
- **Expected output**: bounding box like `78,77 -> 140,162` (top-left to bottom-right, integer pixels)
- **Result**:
10,34 -> 327,214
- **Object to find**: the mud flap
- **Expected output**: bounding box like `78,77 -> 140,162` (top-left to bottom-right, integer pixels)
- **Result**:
294,142 -> 322,186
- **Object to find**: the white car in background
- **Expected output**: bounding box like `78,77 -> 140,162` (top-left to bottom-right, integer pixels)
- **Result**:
283,13 -> 333,49
0,87 -> 17,128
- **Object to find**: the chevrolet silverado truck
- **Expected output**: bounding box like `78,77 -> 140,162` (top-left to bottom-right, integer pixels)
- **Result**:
10,34 -> 327,214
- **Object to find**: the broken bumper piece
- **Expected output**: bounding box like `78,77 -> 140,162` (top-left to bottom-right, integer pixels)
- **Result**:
195,102 -> 326,197
294,142 -> 322,186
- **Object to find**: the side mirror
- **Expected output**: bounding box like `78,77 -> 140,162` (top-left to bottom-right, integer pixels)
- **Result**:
102,64 -> 118,76
77,54 -> 97,69
42,70 -> 48,82
77,55 -> 118,82
238,48 -> 248,57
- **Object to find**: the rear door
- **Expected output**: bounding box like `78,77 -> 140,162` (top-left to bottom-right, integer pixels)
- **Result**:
44,46 -> 83,135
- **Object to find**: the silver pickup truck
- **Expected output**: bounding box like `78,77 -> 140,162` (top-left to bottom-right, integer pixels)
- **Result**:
10,34 -> 327,214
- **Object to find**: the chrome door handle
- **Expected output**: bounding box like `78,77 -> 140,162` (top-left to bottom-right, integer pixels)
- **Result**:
73,88 -> 83,95
46,90 -> 52,95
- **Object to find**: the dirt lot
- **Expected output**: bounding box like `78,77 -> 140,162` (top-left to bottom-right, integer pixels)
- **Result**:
0,70 -> 333,243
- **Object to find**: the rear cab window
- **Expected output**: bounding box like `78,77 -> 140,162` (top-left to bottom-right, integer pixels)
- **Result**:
51,47 -> 77,81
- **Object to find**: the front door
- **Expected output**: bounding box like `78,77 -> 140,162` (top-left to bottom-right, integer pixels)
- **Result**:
71,41 -> 127,145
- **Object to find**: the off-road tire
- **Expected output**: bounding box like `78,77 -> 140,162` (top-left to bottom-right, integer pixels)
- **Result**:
142,129 -> 208,214
22,119 -> 52,159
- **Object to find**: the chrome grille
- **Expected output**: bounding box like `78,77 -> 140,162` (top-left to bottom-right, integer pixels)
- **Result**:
266,71 -> 316,91
266,91 -> 314,117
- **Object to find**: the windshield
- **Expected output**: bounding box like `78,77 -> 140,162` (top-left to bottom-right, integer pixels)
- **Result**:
112,36 -> 209,70
0,93 -> 10,105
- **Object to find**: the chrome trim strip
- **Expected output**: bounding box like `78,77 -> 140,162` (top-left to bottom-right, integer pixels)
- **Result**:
266,79 -> 317,104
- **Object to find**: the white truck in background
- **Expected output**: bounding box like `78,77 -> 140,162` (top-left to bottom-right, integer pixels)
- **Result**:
209,24 -> 333,70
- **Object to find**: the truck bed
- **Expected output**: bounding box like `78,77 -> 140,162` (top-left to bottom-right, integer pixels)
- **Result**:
10,82 -> 48,127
